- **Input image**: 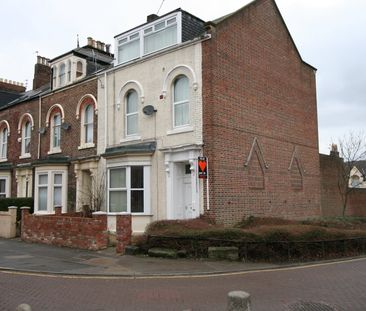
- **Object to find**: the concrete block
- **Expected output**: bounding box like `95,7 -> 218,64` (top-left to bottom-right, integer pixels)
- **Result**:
148,247 -> 177,259
208,246 -> 239,261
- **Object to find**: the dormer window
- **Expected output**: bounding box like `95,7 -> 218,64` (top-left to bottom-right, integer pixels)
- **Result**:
67,60 -> 71,82
52,67 -> 57,87
116,12 -> 181,65
76,61 -> 83,78
59,63 -> 66,86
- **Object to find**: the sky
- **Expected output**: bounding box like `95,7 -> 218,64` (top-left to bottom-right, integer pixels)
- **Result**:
0,0 -> 365,154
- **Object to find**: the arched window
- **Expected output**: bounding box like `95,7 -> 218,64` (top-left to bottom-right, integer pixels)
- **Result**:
67,60 -> 71,82
0,127 -> 8,160
59,63 -> 66,86
21,121 -> 31,156
52,66 -> 57,88
173,75 -> 189,127
51,113 -> 61,151
84,105 -> 94,143
125,90 -> 138,136
76,61 -> 83,78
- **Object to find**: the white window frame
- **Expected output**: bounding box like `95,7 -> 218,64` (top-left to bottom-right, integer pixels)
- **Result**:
34,169 -> 67,214
78,104 -> 95,149
49,113 -> 62,154
0,175 -> 10,198
115,12 -> 182,65
0,127 -> 8,161
107,165 -> 150,215
125,90 -> 139,137
173,75 -> 190,128
59,63 -> 66,87
21,121 -> 31,158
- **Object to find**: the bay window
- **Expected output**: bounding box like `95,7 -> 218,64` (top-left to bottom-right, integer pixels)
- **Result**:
108,166 -> 150,214
35,170 -> 67,214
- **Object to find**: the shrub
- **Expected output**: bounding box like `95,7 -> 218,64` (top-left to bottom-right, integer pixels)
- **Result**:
0,197 -> 34,221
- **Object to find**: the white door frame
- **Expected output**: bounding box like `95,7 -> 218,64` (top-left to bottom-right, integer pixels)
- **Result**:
164,147 -> 200,220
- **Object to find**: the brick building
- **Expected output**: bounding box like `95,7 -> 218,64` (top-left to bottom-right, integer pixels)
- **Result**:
1,0 -> 325,233
0,39 -> 113,213
97,0 -> 321,233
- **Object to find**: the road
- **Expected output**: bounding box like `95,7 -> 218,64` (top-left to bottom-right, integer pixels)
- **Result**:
0,258 -> 365,311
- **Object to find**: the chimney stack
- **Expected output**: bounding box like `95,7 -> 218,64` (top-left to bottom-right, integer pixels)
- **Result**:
32,55 -> 51,90
0,78 -> 26,93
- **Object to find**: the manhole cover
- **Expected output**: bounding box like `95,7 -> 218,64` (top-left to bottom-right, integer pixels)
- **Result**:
286,300 -> 339,311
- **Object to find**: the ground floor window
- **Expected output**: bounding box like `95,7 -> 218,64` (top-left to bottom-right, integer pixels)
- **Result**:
0,175 -> 10,198
35,169 -> 67,214
108,166 -> 149,214
0,178 -> 7,198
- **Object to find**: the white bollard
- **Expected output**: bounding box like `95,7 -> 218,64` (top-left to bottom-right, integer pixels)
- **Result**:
227,291 -> 251,311
15,304 -> 32,311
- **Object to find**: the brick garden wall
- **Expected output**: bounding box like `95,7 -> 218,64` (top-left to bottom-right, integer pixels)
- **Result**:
201,0 -> 321,225
21,208 -> 132,253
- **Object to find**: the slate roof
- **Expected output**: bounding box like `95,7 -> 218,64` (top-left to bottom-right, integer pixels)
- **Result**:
0,90 -> 24,108
0,83 -> 50,110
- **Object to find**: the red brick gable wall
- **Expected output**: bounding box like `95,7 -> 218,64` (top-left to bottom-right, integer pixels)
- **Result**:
202,0 -> 321,224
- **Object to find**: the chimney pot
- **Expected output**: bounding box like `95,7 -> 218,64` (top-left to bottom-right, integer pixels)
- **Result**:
87,37 -> 93,46
147,14 -> 159,23
105,44 -> 111,54
96,40 -> 102,50
101,42 -> 105,51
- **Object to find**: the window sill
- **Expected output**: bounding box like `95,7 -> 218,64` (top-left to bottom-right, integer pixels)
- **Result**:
0,158 -> 8,163
78,143 -> 95,150
47,149 -> 62,155
120,135 -> 141,143
167,126 -> 194,136
107,212 -> 153,216
19,153 -> 31,159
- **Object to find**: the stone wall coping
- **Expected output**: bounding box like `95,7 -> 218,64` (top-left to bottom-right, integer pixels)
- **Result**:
8,206 -> 18,210
92,211 -> 107,215
20,206 -> 31,210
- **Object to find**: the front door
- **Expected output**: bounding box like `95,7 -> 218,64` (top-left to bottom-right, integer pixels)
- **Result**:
174,163 -> 193,219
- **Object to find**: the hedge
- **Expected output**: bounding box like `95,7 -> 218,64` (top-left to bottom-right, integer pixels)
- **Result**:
0,197 -> 34,221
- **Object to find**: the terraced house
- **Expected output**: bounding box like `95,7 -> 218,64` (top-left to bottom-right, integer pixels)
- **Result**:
0,40 -> 113,213
97,0 -> 320,234
1,0 -> 323,236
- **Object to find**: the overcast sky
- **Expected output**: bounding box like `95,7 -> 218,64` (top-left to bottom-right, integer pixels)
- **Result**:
1,0 -> 365,154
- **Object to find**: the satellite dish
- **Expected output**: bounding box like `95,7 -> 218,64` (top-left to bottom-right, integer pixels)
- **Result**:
38,127 -> 46,134
143,105 -> 157,116
61,122 -> 71,130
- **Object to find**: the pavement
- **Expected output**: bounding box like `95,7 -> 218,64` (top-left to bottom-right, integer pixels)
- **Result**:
0,238 -> 280,277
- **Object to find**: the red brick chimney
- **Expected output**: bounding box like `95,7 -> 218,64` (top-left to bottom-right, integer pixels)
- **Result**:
33,55 -> 51,90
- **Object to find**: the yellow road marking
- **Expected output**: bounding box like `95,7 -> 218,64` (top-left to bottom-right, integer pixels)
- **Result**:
0,256 -> 365,280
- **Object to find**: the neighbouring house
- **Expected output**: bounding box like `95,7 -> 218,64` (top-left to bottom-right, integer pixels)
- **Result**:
0,39 -> 113,215
349,161 -> 366,189
0,79 -> 26,108
97,0 -> 321,234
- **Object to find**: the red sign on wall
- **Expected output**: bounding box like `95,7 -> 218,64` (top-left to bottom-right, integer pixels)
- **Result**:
198,157 -> 208,179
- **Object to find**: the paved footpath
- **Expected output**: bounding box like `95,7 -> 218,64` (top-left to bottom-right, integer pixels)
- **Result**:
1,239 -> 366,310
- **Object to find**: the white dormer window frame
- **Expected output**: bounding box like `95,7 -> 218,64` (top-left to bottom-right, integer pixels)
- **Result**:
51,57 -> 87,90
115,11 -> 182,65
